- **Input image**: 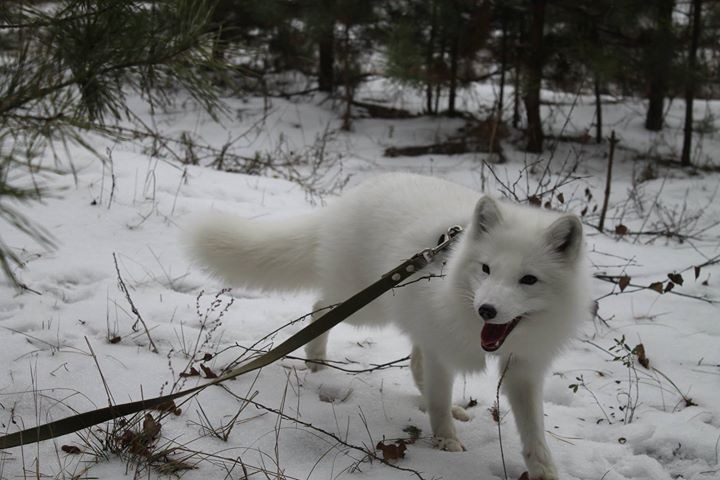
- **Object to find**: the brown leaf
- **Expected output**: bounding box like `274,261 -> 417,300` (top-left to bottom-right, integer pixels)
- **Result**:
519,472 -> 530,480
376,440 -> 407,461
202,353 -> 213,361
667,273 -> 684,285
664,282 -> 675,292
648,282 -> 664,293
633,344 -> 650,369
557,192 -> 565,204
61,445 -> 81,454
155,400 -> 181,416
528,195 -> 541,207
199,364 -> 218,378
618,275 -> 631,292
544,201 -> 552,209
109,336 -> 121,344
694,265 -> 701,280
581,206 -> 588,217
143,414 -> 161,440
615,224 -> 628,235
179,366 -> 200,378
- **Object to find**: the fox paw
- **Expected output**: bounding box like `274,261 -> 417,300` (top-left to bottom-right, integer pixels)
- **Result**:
451,405 -> 471,422
523,445 -> 558,480
520,471 -> 558,480
305,360 -> 326,372
434,436 -> 465,452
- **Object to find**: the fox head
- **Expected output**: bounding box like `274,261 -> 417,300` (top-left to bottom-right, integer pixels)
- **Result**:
447,196 -> 587,353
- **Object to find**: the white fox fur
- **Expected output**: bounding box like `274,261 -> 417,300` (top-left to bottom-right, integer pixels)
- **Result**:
188,173 -> 590,480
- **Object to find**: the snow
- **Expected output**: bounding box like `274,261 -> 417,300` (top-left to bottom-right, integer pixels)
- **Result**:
1,83 -> 720,480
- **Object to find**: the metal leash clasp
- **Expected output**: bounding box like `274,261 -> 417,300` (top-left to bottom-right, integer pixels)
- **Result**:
421,224 -> 464,263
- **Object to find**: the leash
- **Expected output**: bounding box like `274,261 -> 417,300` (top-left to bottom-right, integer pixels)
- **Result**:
0,225 -> 463,450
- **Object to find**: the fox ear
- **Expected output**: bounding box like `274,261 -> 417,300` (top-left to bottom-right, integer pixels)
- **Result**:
545,214 -> 583,259
473,196 -> 502,235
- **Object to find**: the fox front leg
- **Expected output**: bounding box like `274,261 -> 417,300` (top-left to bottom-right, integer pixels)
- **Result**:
422,351 -> 465,452
502,362 -> 558,480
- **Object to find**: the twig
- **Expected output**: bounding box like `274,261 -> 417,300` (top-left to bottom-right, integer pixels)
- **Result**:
112,253 -> 158,353
219,387 -> 428,479
496,355 -> 512,480
594,273 -> 717,304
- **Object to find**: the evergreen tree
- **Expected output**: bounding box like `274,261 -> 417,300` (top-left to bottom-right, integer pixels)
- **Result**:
0,0 -> 229,286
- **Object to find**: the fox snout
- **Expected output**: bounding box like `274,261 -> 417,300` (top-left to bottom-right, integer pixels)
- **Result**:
477,304 -> 497,320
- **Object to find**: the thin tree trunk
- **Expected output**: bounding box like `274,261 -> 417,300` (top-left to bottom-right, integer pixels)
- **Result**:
341,23 -> 352,131
448,34 -> 459,115
681,0 -> 702,166
513,66 -> 520,128
497,12 -> 508,122
645,80 -> 665,131
523,0 -> 546,153
318,23 -> 335,92
594,73 -> 603,144
598,131 -> 618,233
426,3 -> 437,114
644,0 -> 675,131
434,33 -> 445,115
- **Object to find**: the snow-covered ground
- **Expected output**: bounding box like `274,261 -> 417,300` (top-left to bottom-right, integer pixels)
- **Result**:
1,82 -> 720,480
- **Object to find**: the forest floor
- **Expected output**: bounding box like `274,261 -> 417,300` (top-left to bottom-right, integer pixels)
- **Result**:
1,79 -> 719,480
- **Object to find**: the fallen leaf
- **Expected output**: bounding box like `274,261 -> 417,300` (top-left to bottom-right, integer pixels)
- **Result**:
528,195 -> 541,207
618,275 -> 631,292
179,366 -> 200,378
648,282 -> 664,293
694,265 -> 701,280
143,414 -> 161,440
519,472 -> 530,480
465,397 -> 478,409
557,192 -> 565,204
61,445 -> 81,454
581,206 -> 588,217
376,439 -> 407,461
664,282 -> 675,292
633,344 -> 650,369
615,224 -> 628,235
200,364 -> 218,378
667,273 -> 684,285
109,336 -> 121,344
202,353 -> 213,361
154,400 -> 181,416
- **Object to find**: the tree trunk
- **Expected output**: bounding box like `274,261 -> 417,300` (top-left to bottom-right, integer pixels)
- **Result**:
645,80 -> 665,131
318,27 -> 335,92
523,0 -> 546,153
447,34 -> 459,115
644,0 -> 675,131
497,12 -> 508,122
681,0 -> 702,166
594,73 -> 603,144
341,23 -> 352,131
426,3 -> 437,114
513,66 -> 520,128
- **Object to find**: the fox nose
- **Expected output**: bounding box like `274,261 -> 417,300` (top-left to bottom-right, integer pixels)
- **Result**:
478,304 -> 497,320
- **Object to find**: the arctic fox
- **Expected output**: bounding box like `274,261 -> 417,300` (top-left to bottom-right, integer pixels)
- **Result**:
189,173 -> 590,480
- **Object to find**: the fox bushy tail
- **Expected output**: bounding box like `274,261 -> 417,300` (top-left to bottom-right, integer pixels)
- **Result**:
188,212 -> 320,292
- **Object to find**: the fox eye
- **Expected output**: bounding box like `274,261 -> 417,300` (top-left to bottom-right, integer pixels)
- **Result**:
519,275 -> 538,285
481,263 -> 490,274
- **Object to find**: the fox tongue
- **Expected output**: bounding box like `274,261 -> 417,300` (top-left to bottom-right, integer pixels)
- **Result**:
481,321 -> 514,352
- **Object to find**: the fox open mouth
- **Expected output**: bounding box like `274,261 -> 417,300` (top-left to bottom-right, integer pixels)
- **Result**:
481,316 -> 522,352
